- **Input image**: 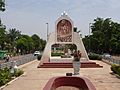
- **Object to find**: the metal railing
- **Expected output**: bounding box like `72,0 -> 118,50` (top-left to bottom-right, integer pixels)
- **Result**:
102,57 -> 120,65
0,54 -> 37,69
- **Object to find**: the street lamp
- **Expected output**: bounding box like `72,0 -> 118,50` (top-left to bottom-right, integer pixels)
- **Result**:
89,23 -> 92,53
46,23 -> 49,41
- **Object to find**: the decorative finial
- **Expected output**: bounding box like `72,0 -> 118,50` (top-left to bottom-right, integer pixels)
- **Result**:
61,11 -> 68,16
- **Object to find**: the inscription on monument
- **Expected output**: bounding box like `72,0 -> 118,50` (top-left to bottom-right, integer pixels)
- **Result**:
57,19 -> 72,42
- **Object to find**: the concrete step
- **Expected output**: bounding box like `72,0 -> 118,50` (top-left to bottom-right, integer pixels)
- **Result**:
38,61 -> 103,68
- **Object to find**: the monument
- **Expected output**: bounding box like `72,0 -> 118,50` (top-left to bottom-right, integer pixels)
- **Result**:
38,12 -> 102,68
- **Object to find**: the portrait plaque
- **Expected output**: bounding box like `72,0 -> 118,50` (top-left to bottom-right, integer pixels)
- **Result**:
57,19 -> 72,42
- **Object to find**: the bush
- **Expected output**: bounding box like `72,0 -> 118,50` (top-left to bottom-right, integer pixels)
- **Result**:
0,68 -> 12,86
117,68 -> 120,76
111,64 -> 120,76
51,53 -> 64,56
0,67 -> 24,86
14,69 -> 24,77
88,53 -> 102,60
111,64 -> 119,74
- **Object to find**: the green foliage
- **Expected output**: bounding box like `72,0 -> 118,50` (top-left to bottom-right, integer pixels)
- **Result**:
0,67 -> 24,86
111,64 -> 117,74
117,68 -> 120,76
14,69 -> 24,77
31,34 -> 46,52
31,34 -> 41,51
8,28 -> 21,42
7,28 -> 21,53
0,0 -> 5,11
0,1 -> 46,54
0,67 -> 11,86
88,53 -> 102,60
111,64 -> 120,75
16,35 -> 34,54
0,26 -> 7,50
17,37 -> 27,54
51,53 -> 64,56
83,17 -> 120,55
0,25 -> 46,55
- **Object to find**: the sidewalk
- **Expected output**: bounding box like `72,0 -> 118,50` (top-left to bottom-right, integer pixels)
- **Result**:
1,60 -> 120,90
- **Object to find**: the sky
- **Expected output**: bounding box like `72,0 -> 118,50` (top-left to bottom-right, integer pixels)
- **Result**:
1,0 -> 120,40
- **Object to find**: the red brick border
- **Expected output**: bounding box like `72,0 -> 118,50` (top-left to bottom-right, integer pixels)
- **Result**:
43,76 -> 96,90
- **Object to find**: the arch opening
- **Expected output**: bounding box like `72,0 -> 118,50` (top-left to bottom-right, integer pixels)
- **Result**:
51,44 -> 77,58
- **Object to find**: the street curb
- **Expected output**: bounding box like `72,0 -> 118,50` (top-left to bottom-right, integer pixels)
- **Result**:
110,72 -> 120,79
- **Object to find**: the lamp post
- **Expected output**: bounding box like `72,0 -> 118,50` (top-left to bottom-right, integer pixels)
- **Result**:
46,23 -> 49,41
89,23 -> 92,53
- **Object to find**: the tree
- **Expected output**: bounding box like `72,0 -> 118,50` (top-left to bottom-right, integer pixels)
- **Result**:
83,17 -> 120,55
17,35 -> 34,54
8,28 -> 21,42
0,19 -> 6,50
40,39 -> 46,51
90,18 -> 113,53
16,37 -> 27,55
7,28 -> 21,52
0,27 -> 6,50
0,0 -> 5,11
31,34 -> 41,51
0,0 -> 6,50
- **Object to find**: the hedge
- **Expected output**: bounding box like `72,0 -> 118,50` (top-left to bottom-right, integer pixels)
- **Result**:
88,53 -> 102,60
111,64 -> 120,76
51,53 -> 64,56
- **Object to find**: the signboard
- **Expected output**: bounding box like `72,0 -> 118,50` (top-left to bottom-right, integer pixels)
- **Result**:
57,19 -> 72,42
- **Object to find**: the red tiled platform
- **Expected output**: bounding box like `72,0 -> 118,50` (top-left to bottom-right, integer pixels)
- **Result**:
37,58 -> 103,68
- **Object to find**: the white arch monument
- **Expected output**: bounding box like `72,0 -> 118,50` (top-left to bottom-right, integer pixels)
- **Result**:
40,12 -> 89,63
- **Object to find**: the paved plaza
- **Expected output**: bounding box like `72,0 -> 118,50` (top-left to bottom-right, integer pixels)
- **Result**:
1,60 -> 120,90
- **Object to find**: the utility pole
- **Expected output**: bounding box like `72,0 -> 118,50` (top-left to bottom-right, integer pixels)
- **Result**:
46,23 -> 49,41
89,23 -> 92,53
